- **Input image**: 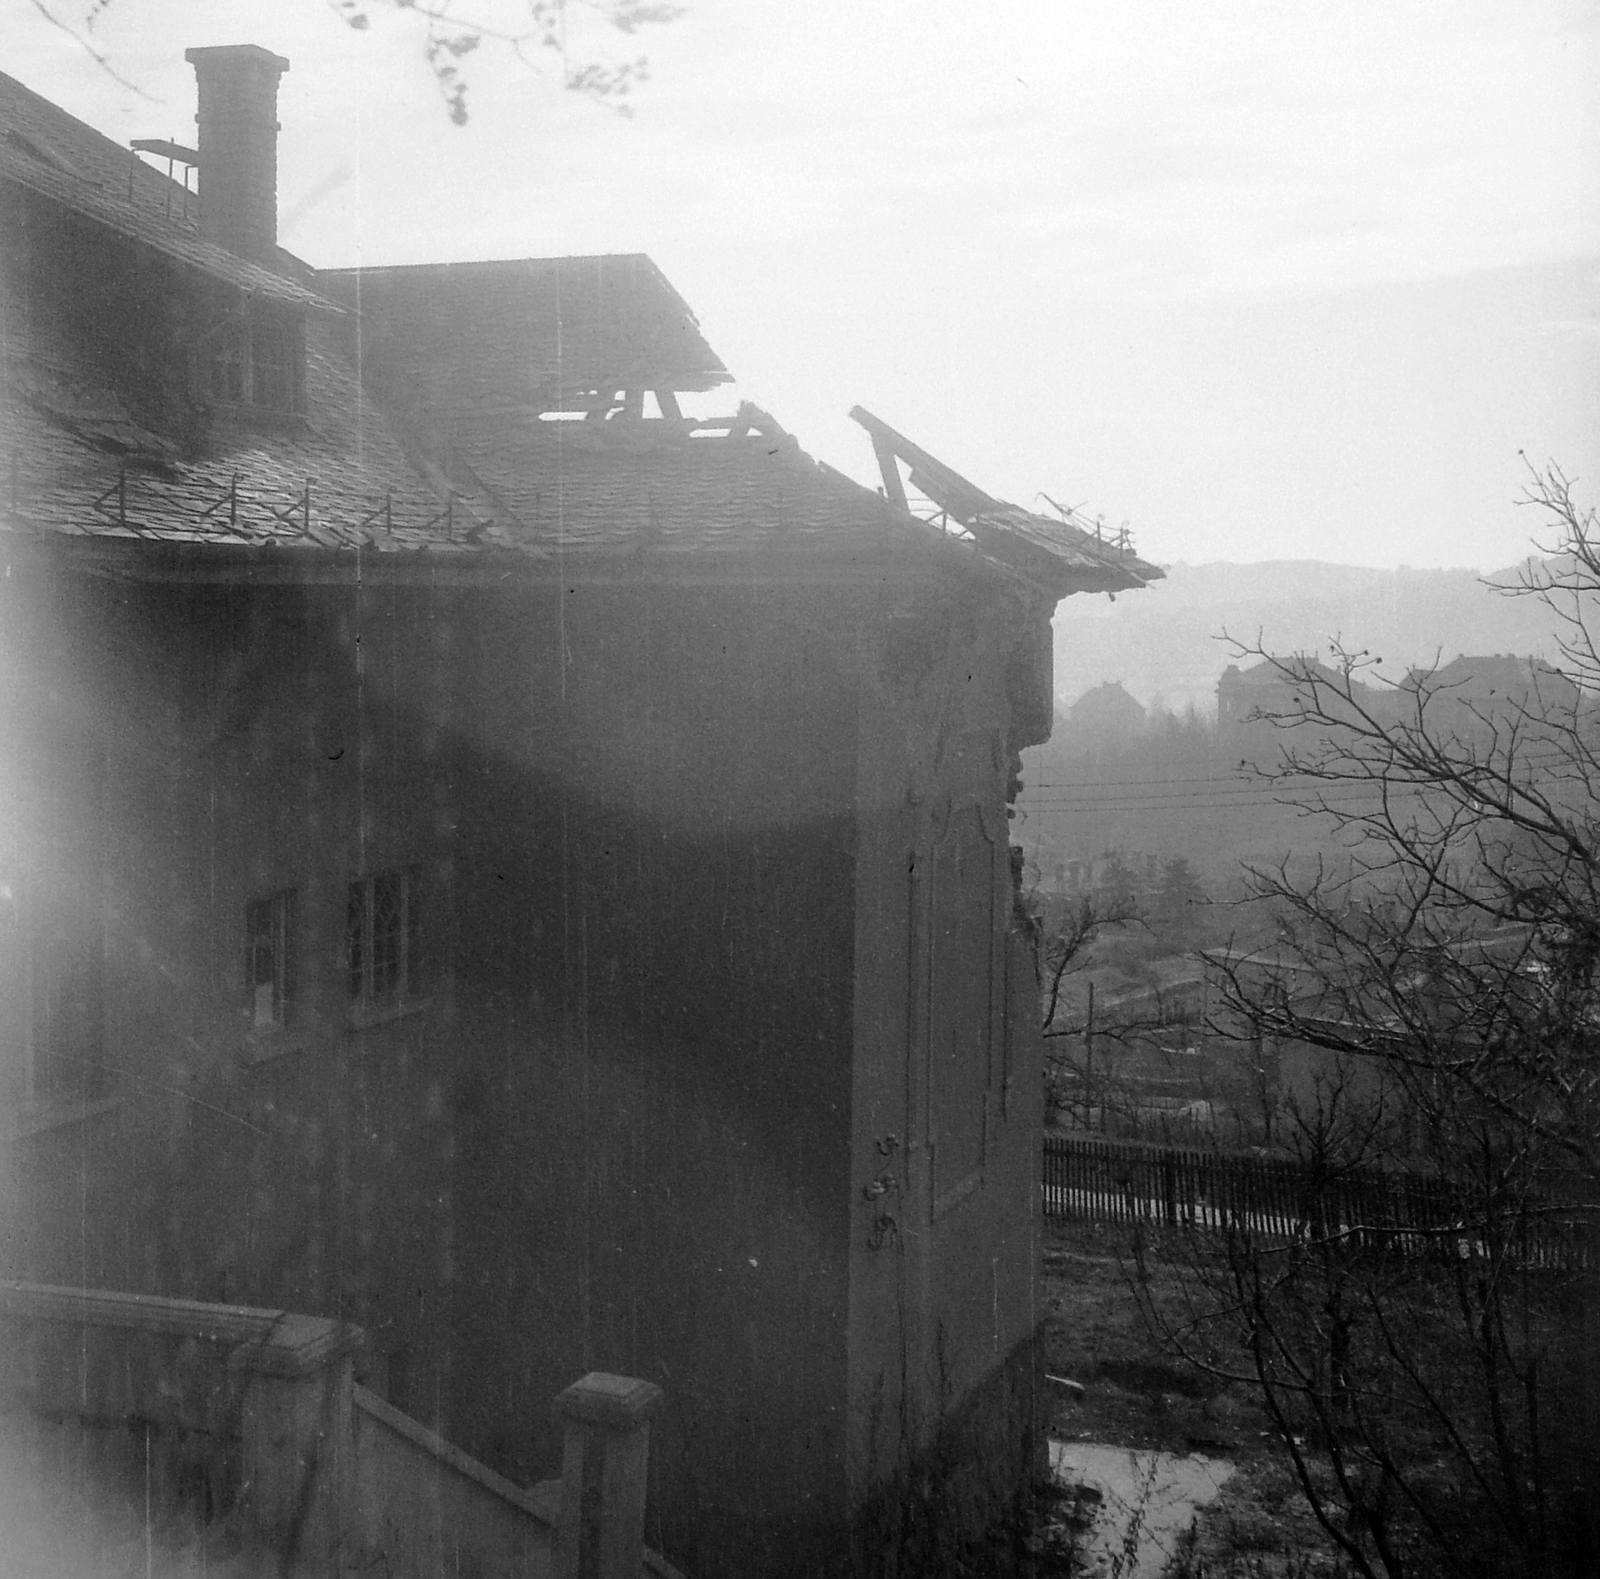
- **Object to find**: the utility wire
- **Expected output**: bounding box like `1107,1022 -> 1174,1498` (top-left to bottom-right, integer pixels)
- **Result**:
1025,782 -> 1433,807
1027,741 -> 1587,794
1020,787 -> 1470,816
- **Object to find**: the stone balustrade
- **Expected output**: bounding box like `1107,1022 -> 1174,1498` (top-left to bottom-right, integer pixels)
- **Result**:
0,1280 -> 676,1579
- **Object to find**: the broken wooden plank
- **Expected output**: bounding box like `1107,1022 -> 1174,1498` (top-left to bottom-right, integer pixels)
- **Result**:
869,433 -> 910,513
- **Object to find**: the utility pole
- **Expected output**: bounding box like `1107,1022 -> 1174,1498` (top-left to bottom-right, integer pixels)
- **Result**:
1085,979 -> 1096,1132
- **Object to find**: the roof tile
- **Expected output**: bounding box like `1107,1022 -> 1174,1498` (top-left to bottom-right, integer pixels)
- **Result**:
0,70 -> 335,313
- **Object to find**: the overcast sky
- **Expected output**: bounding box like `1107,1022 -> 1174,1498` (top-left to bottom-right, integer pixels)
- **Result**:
9,0 -> 1599,569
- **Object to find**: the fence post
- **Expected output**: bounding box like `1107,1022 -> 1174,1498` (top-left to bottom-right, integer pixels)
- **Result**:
553,1372 -> 664,1579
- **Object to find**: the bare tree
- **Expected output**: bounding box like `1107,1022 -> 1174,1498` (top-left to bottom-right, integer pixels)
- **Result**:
1135,464 -> 1600,1578
1037,888 -> 1145,1128
31,0 -> 683,122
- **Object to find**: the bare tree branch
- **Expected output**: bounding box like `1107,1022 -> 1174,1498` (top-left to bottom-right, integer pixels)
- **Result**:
26,0 -> 161,101
1121,464 -> 1600,1579
36,0 -> 684,122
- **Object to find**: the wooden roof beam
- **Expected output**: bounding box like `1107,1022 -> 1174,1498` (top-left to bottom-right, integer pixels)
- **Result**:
868,432 -> 909,513
850,405 -> 992,524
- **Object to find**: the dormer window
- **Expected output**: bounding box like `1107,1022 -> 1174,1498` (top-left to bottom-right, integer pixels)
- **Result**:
249,313 -> 296,409
204,302 -> 303,414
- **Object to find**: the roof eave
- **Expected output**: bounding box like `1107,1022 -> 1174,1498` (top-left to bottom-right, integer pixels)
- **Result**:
846,404 -> 1164,598
2,521 -> 1003,591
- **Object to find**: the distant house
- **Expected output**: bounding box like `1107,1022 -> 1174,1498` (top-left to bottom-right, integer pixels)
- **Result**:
0,46 -> 1162,1578
1215,656 -> 1375,731
1399,654 -> 1578,731
1065,679 -> 1147,741
1218,652 -> 1577,735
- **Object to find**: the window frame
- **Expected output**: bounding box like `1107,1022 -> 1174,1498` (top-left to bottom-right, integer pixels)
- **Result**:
2,728 -> 110,1113
347,866 -> 422,1010
244,887 -> 298,1033
201,299 -> 305,417
247,310 -> 298,411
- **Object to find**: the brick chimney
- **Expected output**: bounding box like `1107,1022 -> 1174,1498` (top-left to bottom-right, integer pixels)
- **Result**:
185,45 -> 290,264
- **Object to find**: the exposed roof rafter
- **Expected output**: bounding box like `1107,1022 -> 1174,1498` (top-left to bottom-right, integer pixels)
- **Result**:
848,405 -> 1164,597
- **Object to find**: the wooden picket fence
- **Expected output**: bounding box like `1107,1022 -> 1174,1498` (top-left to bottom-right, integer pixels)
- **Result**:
1042,1133 -> 1592,1270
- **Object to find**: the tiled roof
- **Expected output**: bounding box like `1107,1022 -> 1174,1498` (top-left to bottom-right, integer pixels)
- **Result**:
1067,680 -> 1146,721
443,415 -> 891,555
1,247 -> 901,570
1,272 -> 470,555
1,67 -> 1141,594
0,217 -> 919,575
0,69 -> 195,226
0,70 -> 334,313
963,498 -> 1162,587
319,255 -> 731,425
1419,655 -> 1567,691
1223,657 -> 1352,689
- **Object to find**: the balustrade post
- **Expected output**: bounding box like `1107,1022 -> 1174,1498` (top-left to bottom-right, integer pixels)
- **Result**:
553,1372 -> 664,1579
230,1313 -> 358,1567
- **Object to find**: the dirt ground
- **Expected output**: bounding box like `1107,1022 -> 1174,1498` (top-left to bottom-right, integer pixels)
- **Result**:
1037,1217 -> 1359,1579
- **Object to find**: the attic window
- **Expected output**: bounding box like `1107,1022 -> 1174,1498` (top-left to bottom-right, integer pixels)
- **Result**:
206,305 -> 303,413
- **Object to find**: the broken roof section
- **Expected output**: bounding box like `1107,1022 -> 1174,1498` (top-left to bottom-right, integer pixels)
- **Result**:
2,52 -> 1161,598
319,255 -> 730,433
436,409 -> 903,566
0,69 -> 336,313
849,406 -> 1163,597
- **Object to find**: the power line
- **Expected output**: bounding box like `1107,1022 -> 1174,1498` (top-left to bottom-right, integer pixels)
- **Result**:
1023,780 -> 1447,807
1028,769 -> 1307,791
1026,742 -> 1586,795
1020,786 -> 1455,816
1025,783 -> 1427,808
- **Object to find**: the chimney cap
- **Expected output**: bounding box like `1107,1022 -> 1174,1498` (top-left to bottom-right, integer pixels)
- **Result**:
185,44 -> 290,74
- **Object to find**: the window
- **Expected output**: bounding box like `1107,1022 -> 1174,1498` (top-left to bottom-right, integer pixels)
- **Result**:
2,730 -> 108,1106
245,888 -> 297,1030
205,305 -> 302,413
210,332 -> 247,404
249,313 -> 296,410
347,868 -> 420,1004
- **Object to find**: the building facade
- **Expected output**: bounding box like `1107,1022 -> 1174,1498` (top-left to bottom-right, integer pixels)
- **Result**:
0,47 -> 1161,1576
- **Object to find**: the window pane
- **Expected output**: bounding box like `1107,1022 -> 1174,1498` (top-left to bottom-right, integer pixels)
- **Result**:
347,881 -> 367,999
278,890 -> 297,1027
371,871 -> 404,998
246,890 -> 296,1028
251,315 -> 295,411
246,897 -> 276,986
212,347 -> 237,402
405,866 -> 421,997
252,348 -> 289,408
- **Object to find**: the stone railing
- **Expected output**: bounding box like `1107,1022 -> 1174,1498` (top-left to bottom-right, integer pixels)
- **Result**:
0,1280 -> 676,1579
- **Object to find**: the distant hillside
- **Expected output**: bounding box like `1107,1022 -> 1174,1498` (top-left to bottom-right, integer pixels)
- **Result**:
1053,559 -> 1564,715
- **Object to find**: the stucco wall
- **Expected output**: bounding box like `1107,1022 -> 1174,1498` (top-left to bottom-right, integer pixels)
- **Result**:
2,564 -> 859,1579
845,575 -> 1047,1548
443,584 -> 859,1576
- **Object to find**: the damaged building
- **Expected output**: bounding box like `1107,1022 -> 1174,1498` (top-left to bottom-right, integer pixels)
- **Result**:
0,44 -> 1161,1577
